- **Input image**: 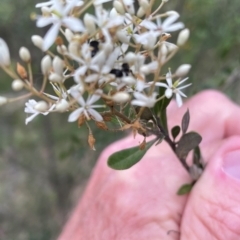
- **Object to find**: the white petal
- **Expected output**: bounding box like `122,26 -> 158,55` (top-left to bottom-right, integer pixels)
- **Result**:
154,82 -> 168,88
62,17 -> 85,32
131,99 -> 146,107
176,93 -> 183,107
163,14 -> 179,28
36,16 -> 55,28
68,108 -> 83,122
165,23 -> 184,32
88,108 -> 103,121
165,88 -> 173,98
87,90 -> 102,105
140,19 -> 157,30
42,23 -> 61,51
25,113 -> 39,125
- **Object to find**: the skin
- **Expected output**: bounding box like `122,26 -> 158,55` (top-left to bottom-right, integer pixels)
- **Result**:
58,90 -> 240,240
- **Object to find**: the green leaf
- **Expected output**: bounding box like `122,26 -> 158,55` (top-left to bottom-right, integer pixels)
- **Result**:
176,132 -> 202,159
107,138 -> 157,170
171,125 -> 181,140
177,183 -> 193,195
181,109 -> 190,134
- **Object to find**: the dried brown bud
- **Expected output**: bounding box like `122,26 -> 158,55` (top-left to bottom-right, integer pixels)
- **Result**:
139,138 -> 146,150
102,113 -> 112,122
78,114 -> 85,127
96,121 -> 108,130
55,36 -> 63,46
88,133 -> 96,151
17,62 -> 27,79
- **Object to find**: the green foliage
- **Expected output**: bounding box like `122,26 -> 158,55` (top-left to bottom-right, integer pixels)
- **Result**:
108,138 -> 157,170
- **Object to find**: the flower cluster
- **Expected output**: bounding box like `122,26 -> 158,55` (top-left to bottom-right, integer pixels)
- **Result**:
0,0 -> 192,150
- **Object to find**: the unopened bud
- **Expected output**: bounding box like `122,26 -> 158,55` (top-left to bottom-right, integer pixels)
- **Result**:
57,45 -> 67,54
31,35 -> 43,50
34,101 -> 48,112
53,56 -> 64,76
175,64 -> 191,77
122,76 -> 136,85
0,38 -> 10,67
0,96 -> 7,106
139,0 -> 150,10
41,55 -> 52,75
113,1 -> 125,14
49,73 -> 63,83
116,30 -> 130,43
19,47 -> 31,62
55,99 -> 69,112
17,62 -> 27,79
166,11 -> 179,17
12,79 -> 24,91
177,28 -> 190,46
84,13 -> 96,34
65,29 -> 74,42
68,41 -> 80,57
88,133 -> 96,151
124,52 -> 136,64
137,7 -> 146,18
112,92 -> 130,103
140,61 -> 158,74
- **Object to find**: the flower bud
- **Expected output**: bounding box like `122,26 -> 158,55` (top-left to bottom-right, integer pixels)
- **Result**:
49,73 -> 63,83
166,11 -> 179,16
124,52 -> 136,64
113,0 -> 125,15
84,13 -> 96,34
0,38 -> 10,67
55,99 -> 69,112
53,56 -> 63,76
177,28 -> 190,46
68,41 -> 80,56
116,30 -> 130,43
137,7 -> 146,18
112,92 -> 130,103
65,29 -> 74,42
31,35 -> 43,50
17,62 -> 27,79
139,0 -> 150,10
0,96 -> 7,106
110,8 -> 119,18
12,79 -> 24,91
57,45 -> 67,54
34,101 -> 48,112
19,47 -> 31,62
175,64 -> 191,77
122,76 -> 136,85
41,55 -> 52,75
124,1 -> 135,15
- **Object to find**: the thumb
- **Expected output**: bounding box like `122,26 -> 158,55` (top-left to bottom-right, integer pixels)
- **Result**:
180,136 -> 240,240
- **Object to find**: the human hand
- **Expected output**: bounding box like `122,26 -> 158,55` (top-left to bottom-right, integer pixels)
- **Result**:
58,90 -> 240,240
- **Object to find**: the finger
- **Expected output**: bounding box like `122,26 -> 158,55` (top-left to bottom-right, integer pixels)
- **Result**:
180,136 -> 240,239
58,135 -> 190,240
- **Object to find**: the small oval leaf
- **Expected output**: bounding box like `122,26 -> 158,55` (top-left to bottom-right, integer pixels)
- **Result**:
107,138 -> 157,170
177,183 -> 193,195
176,132 -> 202,159
181,109 -> 190,134
171,125 -> 181,140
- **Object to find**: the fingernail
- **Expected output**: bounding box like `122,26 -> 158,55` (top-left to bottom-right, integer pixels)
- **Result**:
222,150 -> 240,180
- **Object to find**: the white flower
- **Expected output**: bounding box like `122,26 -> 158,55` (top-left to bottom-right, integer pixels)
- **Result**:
24,99 -> 55,125
0,38 -> 10,67
36,0 -> 85,51
131,92 -> 158,108
139,13 -> 184,37
154,70 -> 191,107
36,0 -> 84,9
68,89 -> 105,122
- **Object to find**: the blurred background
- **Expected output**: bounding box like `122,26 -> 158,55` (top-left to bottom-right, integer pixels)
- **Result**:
0,0 -> 240,239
